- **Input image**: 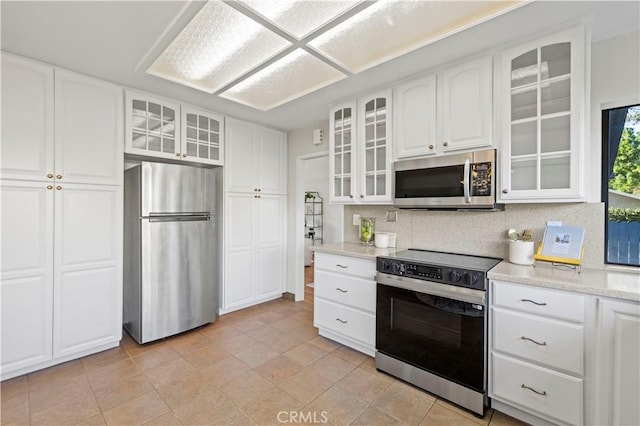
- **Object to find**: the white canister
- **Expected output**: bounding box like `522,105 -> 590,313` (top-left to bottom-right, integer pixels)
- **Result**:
508,240 -> 535,265
375,232 -> 389,248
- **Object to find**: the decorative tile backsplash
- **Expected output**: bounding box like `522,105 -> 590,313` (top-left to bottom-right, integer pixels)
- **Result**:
344,203 -> 605,269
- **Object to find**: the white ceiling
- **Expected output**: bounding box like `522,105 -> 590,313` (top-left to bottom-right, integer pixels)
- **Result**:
2,1 -> 638,132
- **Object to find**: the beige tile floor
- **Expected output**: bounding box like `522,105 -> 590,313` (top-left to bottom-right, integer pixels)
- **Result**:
1,298 -> 527,425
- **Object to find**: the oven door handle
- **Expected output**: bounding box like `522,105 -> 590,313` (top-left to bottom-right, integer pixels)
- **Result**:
376,272 -> 485,305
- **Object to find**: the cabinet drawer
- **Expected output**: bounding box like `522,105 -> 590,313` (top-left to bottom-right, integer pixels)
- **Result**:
492,353 -> 582,425
314,253 -> 375,280
492,307 -> 583,375
492,280 -> 584,322
314,299 -> 375,346
315,270 -> 375,312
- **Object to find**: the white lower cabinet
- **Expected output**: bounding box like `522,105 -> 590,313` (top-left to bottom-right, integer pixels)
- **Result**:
490,280 -> 585,425
313,253 -> 376,356
0,181 -> 122,380
594,298 -> 640,426
222,192 -> 285,313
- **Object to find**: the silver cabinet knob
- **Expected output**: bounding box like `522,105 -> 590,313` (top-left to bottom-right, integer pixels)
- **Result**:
46,185 -> 53,190
182,154 -> 187,158
443,141 -> 448,147
56,174 -> 62,179
176,153 -> 181,157
56,186 -> 62,190
47,173 -> 54,179
428,145 -> 434,150
360,195 -> 364,198
502,189 -> 509,194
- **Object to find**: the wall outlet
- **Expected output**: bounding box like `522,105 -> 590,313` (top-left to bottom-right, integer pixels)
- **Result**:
386,210 -> 398,222
353,214 -> 361,226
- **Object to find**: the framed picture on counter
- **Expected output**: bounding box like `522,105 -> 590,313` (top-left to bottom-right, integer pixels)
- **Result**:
540,225 -> 585,261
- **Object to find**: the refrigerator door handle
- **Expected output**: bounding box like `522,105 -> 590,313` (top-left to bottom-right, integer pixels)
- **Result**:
145,213 -> 212,222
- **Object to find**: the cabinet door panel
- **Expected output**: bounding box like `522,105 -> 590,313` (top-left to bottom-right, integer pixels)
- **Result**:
258,195 -> 284,246
1,54 -> 54,181
225,119 -> 256,192
224,193 -> 256,309
54,184 -> 122,357
55,70 -> 123,185
181,106 -> 224,166
394,75 -> 437,158
258,127 -> 286,194
329,102 -> 357,203
596,299 -> 640,426
440,56 -> 492,152
257,246 -> 283,297
0,181 -> 53,373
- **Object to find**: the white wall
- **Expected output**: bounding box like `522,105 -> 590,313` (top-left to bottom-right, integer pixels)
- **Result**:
285,120 -> 330,294
588,30 -> 640,202
303,155 -> 342,244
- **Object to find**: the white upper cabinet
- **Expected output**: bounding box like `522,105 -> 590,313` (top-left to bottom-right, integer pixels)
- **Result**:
394,56 -> 493,159
394,75 -> 437,158
439,55 -> 493,152
330,90 -> 393,204
329,101 -> 357,202
357,89 -> 393,203
499,25 -> 586,202
1,55 -> 122,186
225,118 -> 286,194
55,70 -> 123,186
1,54 -> 54,182
125,91 -> 224,166
181,106 -> 224,166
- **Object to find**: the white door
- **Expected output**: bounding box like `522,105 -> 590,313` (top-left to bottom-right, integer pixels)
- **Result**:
53,184 -> 122,357
595,299 -> 640,426
329,102 -> 357,203
224,193 -> 256,309
257,127 -> 286,194
440,56 -> 493,153
257,194 -> 285,297
0,180 -> 54,374
225,119 -> 257,193
1,54 -> 55,182
394,74 -> 437,158
55,70 -> 123,186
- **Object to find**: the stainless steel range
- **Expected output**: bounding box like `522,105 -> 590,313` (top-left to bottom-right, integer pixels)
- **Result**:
375,249 -> 502,416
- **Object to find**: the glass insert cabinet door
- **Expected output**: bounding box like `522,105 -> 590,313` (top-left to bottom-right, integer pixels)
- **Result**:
181,107 -> 224,166
358,89 -> 392,203
500,25 -> 585,201
330,101 -> 356,202
125,92 -> 179,160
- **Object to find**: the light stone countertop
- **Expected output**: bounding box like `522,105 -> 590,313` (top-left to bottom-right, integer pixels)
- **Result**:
310,242 -> 406,260
489,261 -> 640,302
311,242 -> 639,302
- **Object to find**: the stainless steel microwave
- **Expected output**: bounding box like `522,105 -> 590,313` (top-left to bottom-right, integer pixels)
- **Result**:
393,149 -> 497,209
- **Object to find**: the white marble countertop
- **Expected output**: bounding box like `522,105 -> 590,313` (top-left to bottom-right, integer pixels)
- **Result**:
310,242 -> 406,260
489,261 -> 640,302
311,242 -> 639,302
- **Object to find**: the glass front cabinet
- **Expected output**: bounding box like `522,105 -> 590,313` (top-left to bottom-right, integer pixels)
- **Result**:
499,25 -> 586,202
329,90 -> 393,204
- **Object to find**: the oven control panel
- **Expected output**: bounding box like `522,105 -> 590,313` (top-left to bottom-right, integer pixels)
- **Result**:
377,258 -> 486,291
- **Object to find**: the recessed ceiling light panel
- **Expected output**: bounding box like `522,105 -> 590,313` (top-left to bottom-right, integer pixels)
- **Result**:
240,0 -> 362,39
220,49 -> 346,110
147,1 -> 291,93
309,0 -> 523,73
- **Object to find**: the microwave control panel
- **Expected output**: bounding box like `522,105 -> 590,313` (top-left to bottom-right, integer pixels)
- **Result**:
471,162 -> 492,196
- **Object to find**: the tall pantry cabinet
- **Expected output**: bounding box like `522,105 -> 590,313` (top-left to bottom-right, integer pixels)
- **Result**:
0,53 -> 123,379
222,118 -> 287,313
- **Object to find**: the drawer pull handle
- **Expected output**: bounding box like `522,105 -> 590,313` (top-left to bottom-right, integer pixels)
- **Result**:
521,384 -> 547,396
336,288 -> 348,293
336,318 -> 348,324
521,336 -> 547,346
520,298 -> 547,306
336,264 -> 348,269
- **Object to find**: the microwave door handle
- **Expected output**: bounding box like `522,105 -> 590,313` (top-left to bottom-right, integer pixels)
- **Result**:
463,158 -> 471,203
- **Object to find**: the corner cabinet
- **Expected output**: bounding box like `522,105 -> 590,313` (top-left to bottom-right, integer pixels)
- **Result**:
394,56 -> 493,159
1,53 -> 123,380
124,91 -> 224,166
499,25 -> 587,202
329,90 -> 393,204
222,118 -> 287,313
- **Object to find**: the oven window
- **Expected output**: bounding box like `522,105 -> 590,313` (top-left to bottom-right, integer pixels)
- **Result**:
395,165 -> 464,198
376,284 -> 485,392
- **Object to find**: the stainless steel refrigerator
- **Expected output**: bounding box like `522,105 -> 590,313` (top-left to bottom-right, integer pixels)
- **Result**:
123,162 -> 217,343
